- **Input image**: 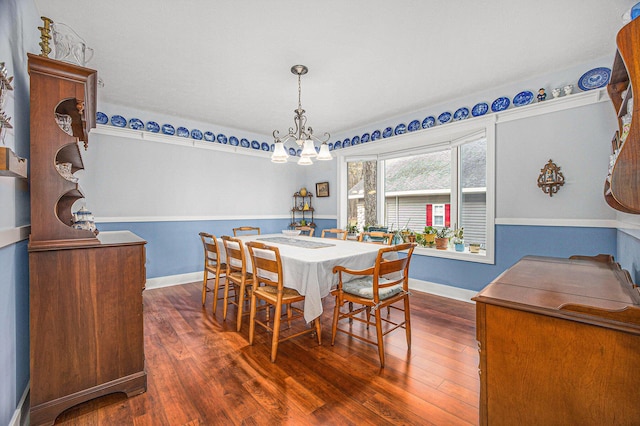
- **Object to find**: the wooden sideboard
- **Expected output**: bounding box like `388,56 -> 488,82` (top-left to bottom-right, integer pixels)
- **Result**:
473,256 -> 640,425
28,53 -> 147,425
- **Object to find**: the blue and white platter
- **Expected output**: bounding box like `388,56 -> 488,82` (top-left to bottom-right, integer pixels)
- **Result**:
217,134 -> 227,144
261,142 -> 270,151
453,107 -> 470,121
270,144 -> 275,151
422,116 -> 436,128
407,120 -> 421,132
333,142 -> 341,150
240,138 -> 250,148
438,111 -> 452,124
129,118 -> 144,130
161,124 -> 175,135
177,127 -> 189,137
204,131 -> 215,142
96,111 -> 108,125
328,142 -> 334,150
371,130 -> 381,140
361,133 -> 370,143
342,138 -> 351,148
296,149 -> 302,156
394,123 -> 407,135
352,135 -> 360,145
111,115 -> 126,127
251,140 -> 261,150
146,121 -> 160,133
491,97 -> 510,112
191,129 -> 203,140
229,136 -> 239,146
382,127 -> 393,138
471,102 -> 489,117
578,67 -> 611,91
513,91 -> 534,107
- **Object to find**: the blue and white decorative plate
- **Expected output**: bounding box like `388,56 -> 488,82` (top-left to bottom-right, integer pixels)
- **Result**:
146,121 -> 160,133
191,129 -> 203,140
471,102 -> 489,117
240,138 -> 250,148
351,135 -> 360,145
217,134 -> 227,144
382,127 -> 393,138
229,136 -> 239,146
491,97 -> 510,112
177,126 -> 189,137
111,115 -> 126,127
96,111 -> 108,125
513,91 -> 534,107
204,131 -> 215,141
438,112 -> 452,124
251,140 -> 261,150
342,138 -> 351,148
161,124 -> 175,135
578,67 -> 611,91
422,116 -> 436,128
271,143 -> 275,151
129,118 -> 144,130
407,120 -> 421,132
289,147 -> 297,155
296,149 -> 302,156
361,133 -> 370,143
328,142 -> 334,150
371,130 -> 382,140
333,141 -> 341,150
261,142 -> 270,151
453,107 -> 470,121
394,123 -> 407,135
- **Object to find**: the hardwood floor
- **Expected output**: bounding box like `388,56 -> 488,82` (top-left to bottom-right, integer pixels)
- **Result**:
53,281 -> 479,425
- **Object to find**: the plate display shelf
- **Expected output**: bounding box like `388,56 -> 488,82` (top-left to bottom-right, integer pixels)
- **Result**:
27,54 -> 147,426
290,191 -> 315,228
605,17 -> 640,213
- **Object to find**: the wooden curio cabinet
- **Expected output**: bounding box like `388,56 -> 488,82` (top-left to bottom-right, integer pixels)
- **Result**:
605,17 -> 640,213
27,54 -> 147,425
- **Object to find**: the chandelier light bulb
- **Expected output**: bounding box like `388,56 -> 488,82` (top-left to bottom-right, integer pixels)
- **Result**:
297,156 -> 313,166
301,139 -> 317,158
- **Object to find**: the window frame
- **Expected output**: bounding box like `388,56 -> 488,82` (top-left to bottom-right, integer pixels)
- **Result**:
336,117 -> 495,264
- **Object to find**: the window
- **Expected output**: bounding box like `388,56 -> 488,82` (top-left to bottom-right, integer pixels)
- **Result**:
338,120 -> 495,264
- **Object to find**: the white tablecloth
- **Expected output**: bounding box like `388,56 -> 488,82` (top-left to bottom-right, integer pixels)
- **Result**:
218,234 -> 392,322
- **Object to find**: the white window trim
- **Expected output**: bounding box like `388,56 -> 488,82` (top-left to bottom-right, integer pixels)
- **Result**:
337,116 -> 496,264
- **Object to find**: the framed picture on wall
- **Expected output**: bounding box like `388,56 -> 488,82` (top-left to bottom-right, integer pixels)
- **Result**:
316,182 -> 329,197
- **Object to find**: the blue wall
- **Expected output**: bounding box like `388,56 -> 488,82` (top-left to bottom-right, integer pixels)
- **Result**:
97,218 -> 337,278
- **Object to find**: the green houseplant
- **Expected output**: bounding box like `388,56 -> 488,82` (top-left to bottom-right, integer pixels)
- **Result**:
452,226 -> 464,252
435,226 -> 452,250
422,226 -> 438,246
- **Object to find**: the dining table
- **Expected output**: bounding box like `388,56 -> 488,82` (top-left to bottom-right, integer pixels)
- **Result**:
217,233 -> 397,323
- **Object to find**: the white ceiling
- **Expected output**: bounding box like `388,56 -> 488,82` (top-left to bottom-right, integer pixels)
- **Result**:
34,0 -> 634,137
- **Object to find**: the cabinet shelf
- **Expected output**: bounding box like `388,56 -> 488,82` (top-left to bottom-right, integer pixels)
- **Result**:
0,147 -> 27,178
291,192 -> 315,227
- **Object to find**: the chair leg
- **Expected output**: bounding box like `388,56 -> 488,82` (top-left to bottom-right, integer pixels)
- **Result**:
271,300 -> 283,362
404,296 -> 411,349
212,269 -> 221,314
201,270 -> 208,306
249,292 -> 257,345
222,278 -> 231,320
236,281 -> 246,332
315,316 -> 322,345
366,306 -> 371,329
286,304 -> 293,329
375,309 -> 385,368
331,296 -> 341,346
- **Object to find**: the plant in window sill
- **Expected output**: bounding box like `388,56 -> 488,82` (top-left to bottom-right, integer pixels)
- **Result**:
435,226 -> 452,250
469,243 -> 481,253
421,226 -> 438,246
452,226 -> 464,252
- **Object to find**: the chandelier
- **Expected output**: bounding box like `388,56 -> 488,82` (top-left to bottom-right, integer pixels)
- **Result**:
271,65 -> 332,165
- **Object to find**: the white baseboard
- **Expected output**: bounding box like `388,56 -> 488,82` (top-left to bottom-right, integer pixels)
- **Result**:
145,271 -> 203,290
9,381 -> 29,426
409,278 -> 477,303
0,225 -> 30,249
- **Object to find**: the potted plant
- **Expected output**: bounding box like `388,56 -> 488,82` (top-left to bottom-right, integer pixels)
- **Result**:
452,226 -> 464,252
423,226 -> 437,245
346,224 -> 359,239
469,242 -> 481,253
435,226 -> 452,250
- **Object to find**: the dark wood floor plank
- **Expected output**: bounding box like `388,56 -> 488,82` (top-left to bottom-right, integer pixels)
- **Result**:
53,281 -> 480,425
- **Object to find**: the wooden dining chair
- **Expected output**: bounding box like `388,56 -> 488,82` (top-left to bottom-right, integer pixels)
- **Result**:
358,231 -> 394,245
246,241 -> 322,362
321,228 -> 348,240
221,235 -> 254,332
198,232 -> 227,313
331,242 -> 416,367
233,226 -> 261,237
295,226 -> 315,237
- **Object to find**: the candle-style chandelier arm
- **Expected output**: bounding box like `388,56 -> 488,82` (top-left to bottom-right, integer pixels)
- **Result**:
308,127 -> 330,144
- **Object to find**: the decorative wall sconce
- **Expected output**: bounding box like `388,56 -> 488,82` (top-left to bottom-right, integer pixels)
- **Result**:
537,159 -> 565,197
